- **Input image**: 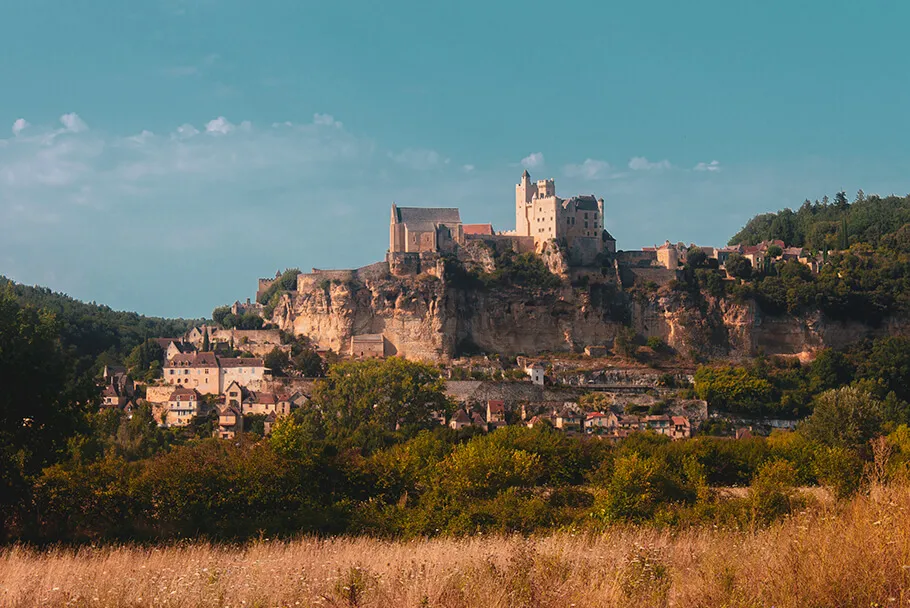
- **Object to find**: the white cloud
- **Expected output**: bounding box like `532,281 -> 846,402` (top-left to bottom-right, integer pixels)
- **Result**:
694,160 -> 721,172
205,116 -> 235,135
127,130 -> 155,144
462,164 -> 475,173
564,158 -> 611,180
60,113 -> 88,133
313,113 -> 343,128
388,148 -> 445,171
628,156 -> 671,171
12,119 -> 29,137
520,152 -> 545,169
173,124 -> 200,139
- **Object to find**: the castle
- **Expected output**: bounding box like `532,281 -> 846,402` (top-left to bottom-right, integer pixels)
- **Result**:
388,171 -> 615,261
514,170 -> 610,252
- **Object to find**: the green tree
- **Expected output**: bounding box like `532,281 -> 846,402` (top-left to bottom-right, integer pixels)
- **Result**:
312,358 -> 452,449
264,347 -> 290,377
212,306 -> 231,327
596,453 -> 692,522
799,386 -> 884,449
749,459 -> 798,524
694,366 -> 774,415
725,253 -> 752,280
0,288 -> 95,538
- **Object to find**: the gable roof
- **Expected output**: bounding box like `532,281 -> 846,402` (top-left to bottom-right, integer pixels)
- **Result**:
394,207 -> 461,225
219,357 -> 264,368
169,387 -> 201,401
167,352 -> 218,368
452,409 -> 472,424
487,400 -> 505,414
464,223 -> 494,236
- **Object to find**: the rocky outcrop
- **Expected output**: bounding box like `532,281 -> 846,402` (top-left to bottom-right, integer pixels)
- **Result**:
271,260 -> 910,363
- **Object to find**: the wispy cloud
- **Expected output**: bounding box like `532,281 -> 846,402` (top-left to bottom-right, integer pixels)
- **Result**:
388,148 -> 447,171
563,158 -> 611,180
520,152 -> 544,169
628,156 -> 671,171
164,52 -> 220,77
694,160 -> 721,172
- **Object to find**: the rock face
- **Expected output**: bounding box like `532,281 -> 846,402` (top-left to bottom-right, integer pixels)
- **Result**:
272,260 -> 910,362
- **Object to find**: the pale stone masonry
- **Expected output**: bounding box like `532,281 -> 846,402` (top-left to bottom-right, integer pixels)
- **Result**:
164,352 -> 265,395
389,205 -> 464,254
514,170 -> 606,251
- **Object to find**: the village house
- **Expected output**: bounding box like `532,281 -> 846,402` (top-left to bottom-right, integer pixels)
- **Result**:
163,387 -> 203,427
163,352 -> 265,395
486,400 -> 506,429
554,407 -> 584,432
671,416 -> 692,439
214,404 -> 243,439
526,414 -> 553,428
101,384 -> 127,409
449,409 -> 473,431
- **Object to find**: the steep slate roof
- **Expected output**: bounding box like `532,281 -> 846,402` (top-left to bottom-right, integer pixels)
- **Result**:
563,195 -> 600,211
394,207 -> 461,225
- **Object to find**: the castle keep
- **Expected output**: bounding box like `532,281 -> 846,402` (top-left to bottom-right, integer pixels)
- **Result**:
514,170 -> 609,253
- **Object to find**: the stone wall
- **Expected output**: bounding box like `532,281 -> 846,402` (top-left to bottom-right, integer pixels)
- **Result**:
145,385 -> 175,405
616,250 -> 658,267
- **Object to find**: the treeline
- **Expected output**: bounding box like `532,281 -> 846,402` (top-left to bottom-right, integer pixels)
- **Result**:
16,387 -> 908,542
693,337 -> 910,419
728,190 -> 910,251
0,277 -> 202,374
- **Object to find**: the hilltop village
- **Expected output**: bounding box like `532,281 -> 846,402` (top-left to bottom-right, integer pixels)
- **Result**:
96,172 -> 835,442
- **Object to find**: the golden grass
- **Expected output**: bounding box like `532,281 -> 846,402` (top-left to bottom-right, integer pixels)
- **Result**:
3,485 -> 910,607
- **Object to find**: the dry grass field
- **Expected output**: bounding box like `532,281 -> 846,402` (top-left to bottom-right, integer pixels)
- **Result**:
2,484 -> 910,608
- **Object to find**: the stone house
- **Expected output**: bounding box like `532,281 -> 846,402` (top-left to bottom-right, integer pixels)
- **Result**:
351,334 -> 386,358
644,414 -> 672,434
449,409 -> 473,431
584,412 -> 611,433
164,353 -> 266,395
526,363 -> 546,386
215,404 -> 243,439
219,357 -> 266,391
165,352 -> 221,394
101,384 -> 127,409
554,408 -> 583,432
164,387 -> 203,427
671,416 -> 692,439
486,400 -> 506,425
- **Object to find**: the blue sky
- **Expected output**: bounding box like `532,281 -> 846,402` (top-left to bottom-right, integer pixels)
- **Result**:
3,0 -> 910,317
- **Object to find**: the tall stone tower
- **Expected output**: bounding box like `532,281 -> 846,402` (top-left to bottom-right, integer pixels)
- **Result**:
515,170 -> 534,236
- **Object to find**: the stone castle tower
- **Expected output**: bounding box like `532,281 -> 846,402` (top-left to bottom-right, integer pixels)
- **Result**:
514,170 -> 607,255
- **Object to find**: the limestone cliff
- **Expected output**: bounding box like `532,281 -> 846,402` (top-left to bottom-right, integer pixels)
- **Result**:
271,260 -> 910,363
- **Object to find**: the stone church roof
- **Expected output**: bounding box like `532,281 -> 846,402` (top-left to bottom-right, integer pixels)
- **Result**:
394,207 -> 462,225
